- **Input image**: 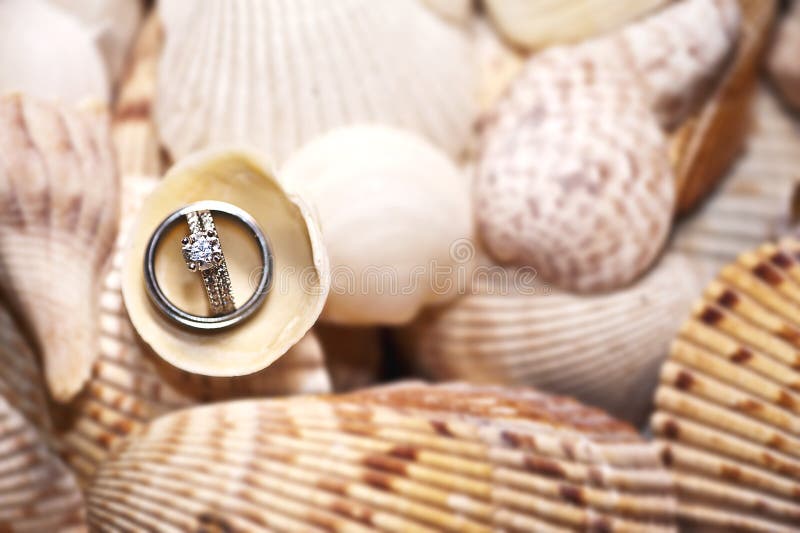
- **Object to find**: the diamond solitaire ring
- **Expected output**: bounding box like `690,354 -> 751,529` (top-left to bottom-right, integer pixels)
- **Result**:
144,201 -> 272,330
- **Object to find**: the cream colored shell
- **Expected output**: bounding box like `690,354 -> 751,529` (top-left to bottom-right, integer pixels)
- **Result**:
87,382 -> 677,531
281,126 -> 473,325
155,0 -> 475,165
420,0 -> 472,24
0,94 -> 118,402
768,0 -> 800,110
652,238 -> 800,532
122,147 -> 329,376
0,0 -> 109,104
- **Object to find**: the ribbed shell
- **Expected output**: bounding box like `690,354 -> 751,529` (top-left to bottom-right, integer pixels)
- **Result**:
476,0 -> 739,292
87,382 -> 677,532
652,237 -> 800,531
0,94 -> 119,402
156,0 -> 475,165
767,0 -> 800,110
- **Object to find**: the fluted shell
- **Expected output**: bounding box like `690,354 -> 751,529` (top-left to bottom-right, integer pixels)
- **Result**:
476,16 -> 524,114
420,0 -> 472,24
768,0 -> 800,110
0,94 -> 119,402
281,126 -> 472,325
0,0 -> 109,104
670,0 -> 776,214
122,147 -> 329,376
316,324 -> 384,392
156,0 -> 475,165
672,85 -> 800,269
49,0 -> 143,85
403,251 -> 717,424
476,0 -> 740,292
485,0 -> 670,50
87,382 -> 677,531
652,237 -> 800,532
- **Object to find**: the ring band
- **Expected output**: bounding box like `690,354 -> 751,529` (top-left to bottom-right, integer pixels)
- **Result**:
181,209 -> 235,315
144,201 -> 272,330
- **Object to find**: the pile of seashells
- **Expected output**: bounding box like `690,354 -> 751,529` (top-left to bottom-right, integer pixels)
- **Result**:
0,0 -> 799,531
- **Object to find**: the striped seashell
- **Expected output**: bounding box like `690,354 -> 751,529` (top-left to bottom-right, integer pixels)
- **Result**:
0,94 -> 119,402
484,0 -> 670,50
87,382 -> 677,531
156,0 -> 475,165
0,0 -> 109,104
402,251 -> 717,425
768,0 -> 800,110
652,237 -> 800,531
476,0 -> 740,292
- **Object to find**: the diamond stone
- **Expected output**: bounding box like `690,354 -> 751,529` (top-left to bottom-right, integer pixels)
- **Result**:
184,235 -> 220,270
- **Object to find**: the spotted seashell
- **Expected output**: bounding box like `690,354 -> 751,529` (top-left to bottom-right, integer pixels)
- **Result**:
87,382 -> 677,531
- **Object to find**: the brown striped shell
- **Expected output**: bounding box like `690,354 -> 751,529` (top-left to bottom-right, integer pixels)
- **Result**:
768,0 -> 800,110
476,0 -> 740,292
87,382 -> 677,531
652,237 -> 800,532
0,94 -> 119,402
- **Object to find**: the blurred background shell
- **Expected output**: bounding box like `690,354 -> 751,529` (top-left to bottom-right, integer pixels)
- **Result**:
281,126 -> 473,326
652,237 -> 800,532
0,94 -> 119,402
768,0 -> 800,110
419,0 -> 472,24
155,0 -> 476,166
87,382 -> 677,531
0,0 -> 109,104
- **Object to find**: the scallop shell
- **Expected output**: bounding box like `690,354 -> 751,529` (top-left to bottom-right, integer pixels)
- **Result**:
767,0 -> 800,110
0,94 -> 119,402
0,0 -> 109,104
122,147 -> 329,376
670,0 -> 776,214
316,324 -> 384,392
476,0 -> 740,293
484,0 -> 670,50
156,0 -> 475,165
651,237 -> 800,531
87,382 -> 677,531
280,126 -> 473,326
402,250 -> 719,425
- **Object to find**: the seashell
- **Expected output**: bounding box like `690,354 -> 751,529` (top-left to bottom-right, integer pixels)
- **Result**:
670,0 -> 776,214
122,146 -> 329,376
651,237 -> 800,532
419,0 -> 473,24
155,0 -> 475,165
402,251 -> 719,425
476,0 -> 740,293
484,0 -> 670,50
475,16 -> 525,114
0,94 -> 119,402
87,382 -> 677,531
48,0 -> 144,85
0,0 -> 109,104
767,0 -> 800,110
281,125 -> 473,326
672,85 -> 800,268
316,324 -> 384,392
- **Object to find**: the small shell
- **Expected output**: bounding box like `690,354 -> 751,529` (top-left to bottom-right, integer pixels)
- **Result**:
281,126 -> 473,325
122,147 -> 329,376
484,0 -> 670,50
0,94 -> 119,402
87,382 -> 677,532
316,324 -> 384,391
652,237 -> 800,532
767,0 -> 800,110
671,0 -> 777,214
156,0 -> 475,165
0,0 -> 109,104
476,0 -> 740,292
402,250 -> 718,424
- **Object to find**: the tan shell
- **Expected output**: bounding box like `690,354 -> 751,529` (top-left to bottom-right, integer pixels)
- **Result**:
281,126 -> 473,325
476,0 -> 739,292
87,382 -> 677,531
0,94 -> 119,402
652,237 -> 800,532
670,0 -> 776,214
476,16 -> 525,114
156,0 -> 475,165
0,0 -> 109,104
316,324 -> 384,392
122,147 -> 329,376
767,0 -> 800,110
420,0 -> 472,24
403,251 -> 716,424
484,0 -> 670,50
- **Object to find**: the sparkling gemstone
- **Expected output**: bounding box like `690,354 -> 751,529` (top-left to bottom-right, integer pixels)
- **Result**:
188,236 -> 215,263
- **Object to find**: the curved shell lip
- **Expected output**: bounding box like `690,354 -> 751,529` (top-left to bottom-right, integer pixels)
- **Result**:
121,145 -> 330,377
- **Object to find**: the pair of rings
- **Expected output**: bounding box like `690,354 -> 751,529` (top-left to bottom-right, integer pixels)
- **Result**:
144,201 -> 272,330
